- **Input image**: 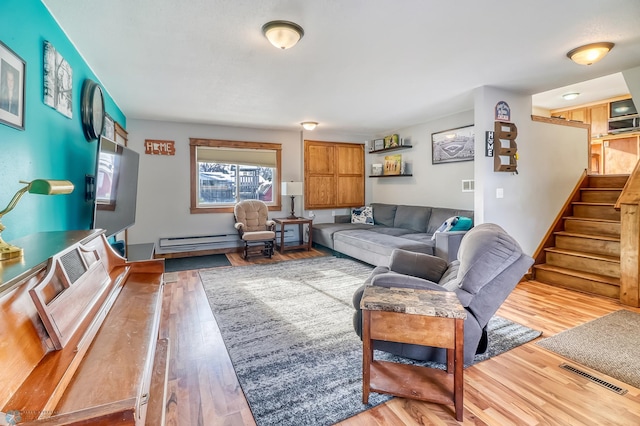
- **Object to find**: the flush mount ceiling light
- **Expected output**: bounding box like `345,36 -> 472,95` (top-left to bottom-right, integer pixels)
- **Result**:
562,92 -> 580,101
566,42 -> 614,65
301,121 -> 318,131
262,20 -> 304,50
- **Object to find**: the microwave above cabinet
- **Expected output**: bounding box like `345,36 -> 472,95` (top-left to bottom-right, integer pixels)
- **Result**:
608,115 -> 640,134
610,98 -> 638,118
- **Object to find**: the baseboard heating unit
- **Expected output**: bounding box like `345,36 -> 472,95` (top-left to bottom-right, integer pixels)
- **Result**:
157,234 -> 241,254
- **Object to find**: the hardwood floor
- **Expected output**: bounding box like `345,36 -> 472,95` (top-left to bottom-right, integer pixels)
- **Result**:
159,250 -> 640,425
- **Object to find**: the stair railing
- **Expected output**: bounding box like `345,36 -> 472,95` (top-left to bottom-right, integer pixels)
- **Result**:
615,159 -> 640,307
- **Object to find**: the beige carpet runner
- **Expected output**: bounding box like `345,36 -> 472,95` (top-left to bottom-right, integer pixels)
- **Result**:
537,309 -> 640,389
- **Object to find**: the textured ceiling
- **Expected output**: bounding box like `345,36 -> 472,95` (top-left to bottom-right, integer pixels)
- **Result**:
42,0 -> 640,134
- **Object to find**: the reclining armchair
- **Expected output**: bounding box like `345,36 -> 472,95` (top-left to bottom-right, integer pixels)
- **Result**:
352,223 -> 533,364
234,200 -> 276,259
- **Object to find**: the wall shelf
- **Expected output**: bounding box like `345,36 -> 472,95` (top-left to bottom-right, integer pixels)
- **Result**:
369,174 -> 413,178
369,145 -> 412,154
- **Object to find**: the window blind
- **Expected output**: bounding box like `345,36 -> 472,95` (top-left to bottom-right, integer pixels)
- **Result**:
196,147 -> 277,168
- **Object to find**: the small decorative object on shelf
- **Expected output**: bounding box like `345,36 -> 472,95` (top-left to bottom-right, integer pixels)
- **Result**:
384,134 -> 400,149
384,154 -> 402,175
371,163 -> 383,176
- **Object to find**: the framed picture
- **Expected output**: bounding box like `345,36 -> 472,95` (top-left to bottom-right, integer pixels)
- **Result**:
432,125 -> 475,164
43,41 -> 73,118
102,113 -> 115,140
383,134 -> 399,149
0,41 -> 26,130
383,154 -> 402,175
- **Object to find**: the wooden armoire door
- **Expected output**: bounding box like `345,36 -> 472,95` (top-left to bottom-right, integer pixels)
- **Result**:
304,140 -> 364,210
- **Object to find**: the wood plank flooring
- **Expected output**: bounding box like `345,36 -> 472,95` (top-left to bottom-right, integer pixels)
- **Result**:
159,250 -> 640,425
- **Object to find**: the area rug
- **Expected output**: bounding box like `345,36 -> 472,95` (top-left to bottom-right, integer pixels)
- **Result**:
200,257 -> 541,426
164,254 -> 231,272
537,309 -> 640,389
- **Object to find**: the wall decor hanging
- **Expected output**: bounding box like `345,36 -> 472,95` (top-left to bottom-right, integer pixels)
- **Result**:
0,40 -> 26,130
431,125 -> 475,164
43,41 -> 73,118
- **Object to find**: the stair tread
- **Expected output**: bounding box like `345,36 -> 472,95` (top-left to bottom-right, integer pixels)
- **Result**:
563,216 -> 620,224
534,264 -> 621,285
544,247 -> 620,263
554,231 -> 619,242
580,187 -> 624,191
572,201 -> 617,206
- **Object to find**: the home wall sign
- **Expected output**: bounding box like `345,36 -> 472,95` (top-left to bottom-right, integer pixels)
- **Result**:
145,139 -> 175,156
485,131 -> 494,157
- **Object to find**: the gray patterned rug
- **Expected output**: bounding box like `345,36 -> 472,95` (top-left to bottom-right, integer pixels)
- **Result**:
537,309 -> 640,389
200,256 -> 540,426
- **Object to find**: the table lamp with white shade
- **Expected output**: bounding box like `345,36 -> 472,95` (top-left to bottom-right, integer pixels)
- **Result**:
281,181 -> 303,219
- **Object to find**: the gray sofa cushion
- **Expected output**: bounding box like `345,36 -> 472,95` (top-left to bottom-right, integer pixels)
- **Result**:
371,203 -> 397,227
393,205 -> 431,233
367,227 -> 413,237
334,229 -> 434,256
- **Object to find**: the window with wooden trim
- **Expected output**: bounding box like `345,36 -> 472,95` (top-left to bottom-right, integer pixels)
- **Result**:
190,138 -> 282,213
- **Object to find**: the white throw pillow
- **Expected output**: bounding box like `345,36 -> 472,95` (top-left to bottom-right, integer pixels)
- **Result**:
351,206 -> 374,225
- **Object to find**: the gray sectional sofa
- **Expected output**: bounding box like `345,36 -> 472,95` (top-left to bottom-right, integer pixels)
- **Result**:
312,203 -> 473,267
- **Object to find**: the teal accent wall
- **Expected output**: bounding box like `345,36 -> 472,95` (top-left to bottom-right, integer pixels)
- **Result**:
0,0 -> 125,242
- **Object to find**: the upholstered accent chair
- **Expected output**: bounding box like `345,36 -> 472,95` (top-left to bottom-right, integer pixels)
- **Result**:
234,200 -> 276,259
352,223 -> 533,364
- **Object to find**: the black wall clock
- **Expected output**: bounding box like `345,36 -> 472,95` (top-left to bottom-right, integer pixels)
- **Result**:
81,79 -> 105,141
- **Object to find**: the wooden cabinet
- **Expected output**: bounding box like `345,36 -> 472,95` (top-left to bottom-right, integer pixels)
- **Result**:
304,140 -> 364,210
589,103 -> 609,138
592,132 -> 640,175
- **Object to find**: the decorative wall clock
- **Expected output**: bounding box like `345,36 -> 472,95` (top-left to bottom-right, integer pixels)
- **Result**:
81,79 -> 104,141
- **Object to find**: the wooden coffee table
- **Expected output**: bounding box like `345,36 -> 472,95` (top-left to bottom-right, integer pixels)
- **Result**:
360,286 -> 467,421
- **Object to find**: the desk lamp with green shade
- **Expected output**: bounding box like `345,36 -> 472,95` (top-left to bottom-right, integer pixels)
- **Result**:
0,179 -> 74,260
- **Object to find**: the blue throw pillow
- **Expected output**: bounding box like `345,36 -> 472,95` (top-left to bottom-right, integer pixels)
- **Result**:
450,216 -> 473,231
431,216 -> 459,240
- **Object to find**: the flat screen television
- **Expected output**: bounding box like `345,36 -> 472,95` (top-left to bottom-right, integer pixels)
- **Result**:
90,136 -> 140,239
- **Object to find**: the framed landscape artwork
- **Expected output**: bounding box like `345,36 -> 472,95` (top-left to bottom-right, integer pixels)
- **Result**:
43,41 -> 73,118
432,125 -> 475,164
0,40 -> 26,130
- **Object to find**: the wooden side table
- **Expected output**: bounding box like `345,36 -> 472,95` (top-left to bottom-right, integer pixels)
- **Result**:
361,286 -> 467,421
272,217 -> 313,253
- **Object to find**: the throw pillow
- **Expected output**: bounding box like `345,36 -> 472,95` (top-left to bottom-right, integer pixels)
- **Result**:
450,216 -> 473,231
351,206 -> 374,225
431,216 -> 459,240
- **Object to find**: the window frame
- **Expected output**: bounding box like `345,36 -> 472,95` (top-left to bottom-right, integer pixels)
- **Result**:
190,138 -> 282,214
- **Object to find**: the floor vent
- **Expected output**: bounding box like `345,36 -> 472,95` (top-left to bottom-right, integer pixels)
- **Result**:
560,363 -> 627,395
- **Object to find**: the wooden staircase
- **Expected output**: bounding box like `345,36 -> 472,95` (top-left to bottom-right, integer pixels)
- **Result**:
533,174 -> 628,299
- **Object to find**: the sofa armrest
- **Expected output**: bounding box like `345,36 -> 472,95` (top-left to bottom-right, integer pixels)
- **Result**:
434,231 -> 467,262
388,249 -> 448,282
370,272 -> 446,292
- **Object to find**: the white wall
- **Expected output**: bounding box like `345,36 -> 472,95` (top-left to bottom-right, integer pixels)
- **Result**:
473,86 -> 589,255
125,119 -> 369,245
369,110 -> 475,209
622,66 -> 640,106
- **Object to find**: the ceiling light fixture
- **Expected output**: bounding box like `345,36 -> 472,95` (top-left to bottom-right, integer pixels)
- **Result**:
262,20 -> 304,50
301,121 -> 318,131
562,92 -> 580,101
566,42 -> 614,65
